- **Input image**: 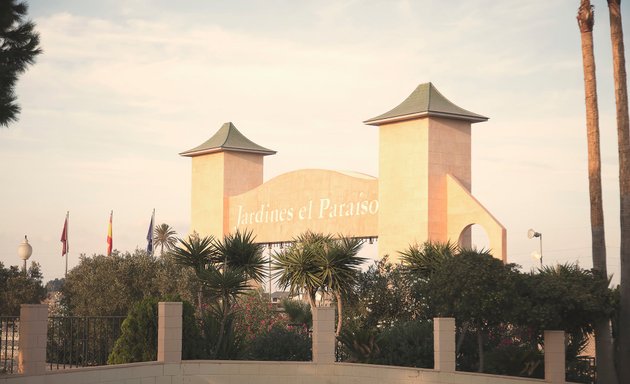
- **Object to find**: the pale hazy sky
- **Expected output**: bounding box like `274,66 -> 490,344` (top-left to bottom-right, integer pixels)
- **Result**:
0,0 -> 627,284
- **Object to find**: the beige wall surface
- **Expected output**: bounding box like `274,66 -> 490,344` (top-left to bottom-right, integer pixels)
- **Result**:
0,360 -> 567,384
191,152 -> 264,239
228,169 -> 378,243
378,119 -> 430,258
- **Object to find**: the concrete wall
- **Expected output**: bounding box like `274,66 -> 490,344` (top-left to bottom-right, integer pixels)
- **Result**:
1,305 -> 569,384
0,360 -> 565,384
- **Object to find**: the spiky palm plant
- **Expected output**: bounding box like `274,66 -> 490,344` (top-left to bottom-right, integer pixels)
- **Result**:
399,241 -> 457,278
213,230 -> 267,285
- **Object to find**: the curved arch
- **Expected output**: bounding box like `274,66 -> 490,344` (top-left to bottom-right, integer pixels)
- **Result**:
446,174 -> 507,262
457,223 -> 491,251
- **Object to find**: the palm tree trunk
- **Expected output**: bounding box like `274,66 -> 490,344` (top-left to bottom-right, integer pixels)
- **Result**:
578,2 -> 619,383
477,329 -> 484,373
607,1 -> 630,383
335,292 -> 343,336
215,296 -> 229,359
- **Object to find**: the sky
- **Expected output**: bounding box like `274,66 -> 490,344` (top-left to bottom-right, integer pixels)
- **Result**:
0,0 -> 628,285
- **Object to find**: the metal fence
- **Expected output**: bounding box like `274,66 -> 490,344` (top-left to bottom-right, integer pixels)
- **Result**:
47,316 -> 126,370
0,317 -> 19,374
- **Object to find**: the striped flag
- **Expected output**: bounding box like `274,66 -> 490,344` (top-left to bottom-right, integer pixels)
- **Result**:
107,210 -> 113,256
146,209 -> 155,256
60,212 -> 69,257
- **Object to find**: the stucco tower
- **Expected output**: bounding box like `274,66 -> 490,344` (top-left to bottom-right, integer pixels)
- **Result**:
180,122 -> 276,238
365,83 -> 506,261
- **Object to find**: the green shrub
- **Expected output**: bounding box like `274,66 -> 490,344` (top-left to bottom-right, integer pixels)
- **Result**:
199,307 -> 243,359
282,299 -> 312,328
108,298 -> 204,364
245,325 -> 311,361
374,321 -> 433,368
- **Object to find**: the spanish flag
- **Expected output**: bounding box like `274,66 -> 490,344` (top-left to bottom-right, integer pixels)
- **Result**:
107,210 -> 113,256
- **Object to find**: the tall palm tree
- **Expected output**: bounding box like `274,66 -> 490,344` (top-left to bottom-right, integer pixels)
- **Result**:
607,0 -> 630,381
577,2 -> 618,382
154,223 -> 178,256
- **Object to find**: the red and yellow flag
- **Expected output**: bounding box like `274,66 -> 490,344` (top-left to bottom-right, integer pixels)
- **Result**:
107,210 -> 113,256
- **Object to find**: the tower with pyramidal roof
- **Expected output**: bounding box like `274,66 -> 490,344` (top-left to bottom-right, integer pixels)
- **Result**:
180,122 -> 275,238
365,83 -> 506,261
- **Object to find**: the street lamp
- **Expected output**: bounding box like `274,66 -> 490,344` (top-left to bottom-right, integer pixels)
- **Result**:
17,235 -> 33,274
527,229 -> 543,268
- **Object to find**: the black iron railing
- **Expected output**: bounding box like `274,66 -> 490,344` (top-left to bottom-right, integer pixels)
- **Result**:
47,316 -> 126,369
0,316 -> 19,374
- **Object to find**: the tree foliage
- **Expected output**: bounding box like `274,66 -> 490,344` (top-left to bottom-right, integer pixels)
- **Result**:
62,250 -> 199,316
171,230 -> 266,359
0,261 -> 46,315
341,241 -> 616,381
108,297 -> 204,364
272,231 -> 365,335
0,0 -> 42,127
153,223 -> 178,256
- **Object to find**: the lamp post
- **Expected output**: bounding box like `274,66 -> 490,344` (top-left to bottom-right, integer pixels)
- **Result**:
18,235 -> 33,274
527,229 -> 543,268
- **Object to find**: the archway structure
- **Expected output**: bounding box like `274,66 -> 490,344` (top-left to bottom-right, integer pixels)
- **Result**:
181,83 -> 507,262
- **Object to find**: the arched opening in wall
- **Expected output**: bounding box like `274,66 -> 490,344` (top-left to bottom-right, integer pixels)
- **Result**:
458,224 -> 491,252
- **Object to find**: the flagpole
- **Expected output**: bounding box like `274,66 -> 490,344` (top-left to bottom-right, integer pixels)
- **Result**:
65,211 -> 69,277
151,208 -> 155,257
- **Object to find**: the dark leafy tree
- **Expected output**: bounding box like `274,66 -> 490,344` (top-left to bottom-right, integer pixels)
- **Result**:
108,297 -> 204,364
0,0 -> 42,127
401,243 -> 521,371
0,261 -> 46,315
61,250 -> 199,316
344,256 -> 417,331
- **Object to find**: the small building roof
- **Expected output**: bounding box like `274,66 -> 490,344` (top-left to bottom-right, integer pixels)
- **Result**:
180,122 -> 276,157
363,82 -> 488,126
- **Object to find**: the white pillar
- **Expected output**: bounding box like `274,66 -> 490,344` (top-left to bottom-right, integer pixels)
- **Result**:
158,302 -> 182,363
433,317 -> 456,372
312,306 -> 335,363
18,304 -> 48,375
544,330 -> 566,383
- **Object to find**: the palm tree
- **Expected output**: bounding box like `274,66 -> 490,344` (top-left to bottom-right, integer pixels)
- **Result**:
171,234 -> 216,311
171,229 -> 264,358
273,231 -> 324,308
399,241 -> 457,278
577,2 -> 618,382
273,231 -> 365,335
154,223 -> 178,256
213,230 -> 267,285
199,264 -> 249,358
320,236 -> 364,335
607,0 -> 630,381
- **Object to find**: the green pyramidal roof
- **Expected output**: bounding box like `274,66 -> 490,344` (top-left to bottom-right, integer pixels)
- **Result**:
180,122 -> 276,157
364,83 -> 488,126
